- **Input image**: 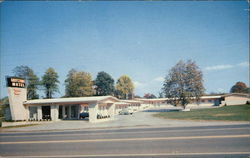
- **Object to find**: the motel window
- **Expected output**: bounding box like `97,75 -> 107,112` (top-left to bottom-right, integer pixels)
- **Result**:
29,106 -> 38,119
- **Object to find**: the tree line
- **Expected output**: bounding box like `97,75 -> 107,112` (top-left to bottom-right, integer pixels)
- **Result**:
12,66 -> 134,100
10,61 -> 249,107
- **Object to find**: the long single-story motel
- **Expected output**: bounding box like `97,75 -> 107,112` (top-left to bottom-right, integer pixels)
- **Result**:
4,77 -> 250,123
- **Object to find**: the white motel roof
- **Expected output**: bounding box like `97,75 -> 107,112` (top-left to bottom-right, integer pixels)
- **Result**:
115,102 -> 130,105
23,93 -> 248,105
120,100 -> 142,104
200,95 -> 222,99
135,95 -> 223,102
24,96 -> 119,105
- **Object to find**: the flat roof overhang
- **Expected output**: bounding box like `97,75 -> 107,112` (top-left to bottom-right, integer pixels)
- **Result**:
23,96 -> 119,106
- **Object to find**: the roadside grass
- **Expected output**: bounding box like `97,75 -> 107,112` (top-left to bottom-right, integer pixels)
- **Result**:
153,104 -> 250,121
0,124 -> 39,129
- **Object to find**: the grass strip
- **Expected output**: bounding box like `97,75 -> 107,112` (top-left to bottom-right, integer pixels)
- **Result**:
1,124 -> 39,129
154,104 -> 250,121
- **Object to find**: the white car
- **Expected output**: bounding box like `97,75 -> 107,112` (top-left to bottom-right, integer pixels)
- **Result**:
119,108 -> 133,115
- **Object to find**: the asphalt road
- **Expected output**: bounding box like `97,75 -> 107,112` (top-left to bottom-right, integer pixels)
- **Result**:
0,124 -> 250,158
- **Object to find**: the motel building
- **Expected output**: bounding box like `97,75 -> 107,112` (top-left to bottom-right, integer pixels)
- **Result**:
136,94 -> 249,108
6,77 -> 120,123
4,77 -> 250,123
23,96 -> 119,123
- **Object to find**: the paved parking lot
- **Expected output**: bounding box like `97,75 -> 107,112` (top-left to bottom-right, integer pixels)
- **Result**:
1,107 -> 248,132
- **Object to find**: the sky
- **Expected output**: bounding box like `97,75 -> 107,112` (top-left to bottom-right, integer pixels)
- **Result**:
0,1 -> 249,98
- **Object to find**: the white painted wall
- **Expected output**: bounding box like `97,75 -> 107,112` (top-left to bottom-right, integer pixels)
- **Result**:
50,105 -> 59,121
108,103 -> 115,120
7,87 -> 27,121
37,106 -> 42,120
89,102 -> 98,123
224,96 -> 249,106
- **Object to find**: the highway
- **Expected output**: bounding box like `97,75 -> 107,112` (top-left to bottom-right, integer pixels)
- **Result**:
1,124 -> 250,158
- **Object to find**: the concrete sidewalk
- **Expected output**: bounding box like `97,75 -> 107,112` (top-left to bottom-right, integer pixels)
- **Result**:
1,109 -> 249,132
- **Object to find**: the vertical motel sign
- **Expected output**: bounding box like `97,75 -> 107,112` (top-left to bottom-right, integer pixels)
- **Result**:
6,77 -> 27,121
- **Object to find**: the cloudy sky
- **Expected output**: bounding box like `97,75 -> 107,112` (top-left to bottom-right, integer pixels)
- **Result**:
0,1 -> 249,98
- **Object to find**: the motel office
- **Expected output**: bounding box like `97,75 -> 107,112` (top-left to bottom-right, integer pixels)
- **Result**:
5,77 -> 250,123
24,96 -> 119,122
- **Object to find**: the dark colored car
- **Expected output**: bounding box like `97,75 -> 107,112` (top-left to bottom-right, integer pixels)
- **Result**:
42,115 -> 51,120
80,112 -> 89,119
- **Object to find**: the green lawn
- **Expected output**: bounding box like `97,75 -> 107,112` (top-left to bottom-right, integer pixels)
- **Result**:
154,104 -> 250,121
0,124 -> 39,129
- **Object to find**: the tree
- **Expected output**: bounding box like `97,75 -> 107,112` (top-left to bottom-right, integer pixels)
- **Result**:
0,96 -> 9,106
12,65 -> 40,99
115,75 -> 134,99
230,82 -> 248,93
94,71 -> 115,96
162,60 -> 205,109
41,68 -> 59,98
0,97 -> 9,124
134,95 -> 141,98
143,93 -> 157,99
244,87 -> 250,93
65,69 -> 93,97
158,92 -> 164,98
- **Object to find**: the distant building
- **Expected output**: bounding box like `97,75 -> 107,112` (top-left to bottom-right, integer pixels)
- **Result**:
135,93 -> 249,107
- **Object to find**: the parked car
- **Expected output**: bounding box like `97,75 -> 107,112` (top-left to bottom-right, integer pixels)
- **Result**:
80,112 -> 89,119
42,115 -> 51,120
119,108 -> 133,115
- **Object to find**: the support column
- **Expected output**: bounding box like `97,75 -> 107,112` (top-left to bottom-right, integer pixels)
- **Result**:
50,105 -> 59,121
62,106 -> 65,119
25,106 -> 29,121
68,105 -> 71,119
89,103 -> 98,123
37,106 -> 42,121
77,105 -> 81,119
50,105 -> 54,121
55,105 -> 59,120
108,103 -> 115,120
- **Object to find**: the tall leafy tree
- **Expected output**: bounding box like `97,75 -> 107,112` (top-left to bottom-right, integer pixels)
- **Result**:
230,82 -> 247,93
143,93 -> 157,99
65,69 -> 93,97
41,67 -> 59,98
115,75 -> 134,99
158,92 -> 164,98
12,65 -> 40,99
162,60 -> 205,109
94,71 -> 115,96
0,96 -> 9,125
